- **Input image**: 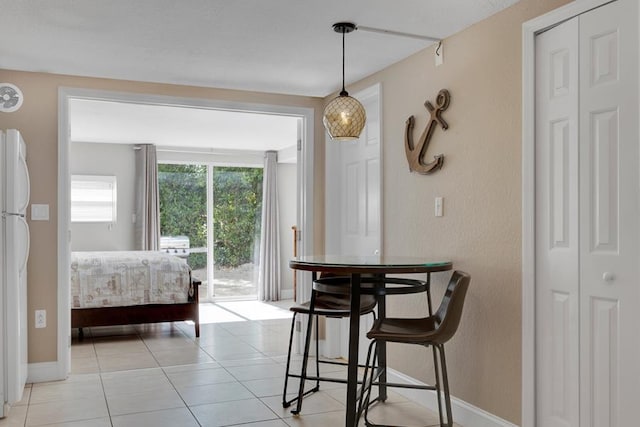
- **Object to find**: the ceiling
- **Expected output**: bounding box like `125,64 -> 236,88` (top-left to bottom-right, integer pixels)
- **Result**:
1,0 -> 520,98
4,1 -> 520,154
69,98 -> 300,152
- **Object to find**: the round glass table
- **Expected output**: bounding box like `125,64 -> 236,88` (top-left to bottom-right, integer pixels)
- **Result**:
289,255 -> 453,426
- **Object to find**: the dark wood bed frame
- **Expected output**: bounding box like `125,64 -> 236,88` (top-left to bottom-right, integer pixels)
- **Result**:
72,279 -> 201,339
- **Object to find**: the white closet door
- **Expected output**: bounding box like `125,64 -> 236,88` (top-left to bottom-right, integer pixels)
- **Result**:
535,16 -> 580,427
536,1 -> 640,426
578,0 -> 640,425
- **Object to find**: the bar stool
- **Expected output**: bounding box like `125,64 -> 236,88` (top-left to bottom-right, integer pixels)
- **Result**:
282,274 -> 377,411
359,270 -> 471,427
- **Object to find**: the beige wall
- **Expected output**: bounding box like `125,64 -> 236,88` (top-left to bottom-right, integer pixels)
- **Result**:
330,0 -> 570,423
0,0 -> 572,422
0,71 -> 325,363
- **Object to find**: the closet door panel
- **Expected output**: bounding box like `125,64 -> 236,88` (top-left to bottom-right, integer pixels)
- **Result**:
535,16 -> 580,427
588,109 -> 618,252
579,1 -> 640,426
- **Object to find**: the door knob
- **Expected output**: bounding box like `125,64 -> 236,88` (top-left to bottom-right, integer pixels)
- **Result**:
602,272 -> 615,282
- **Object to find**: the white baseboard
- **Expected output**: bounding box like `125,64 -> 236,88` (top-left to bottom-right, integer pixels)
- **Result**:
27,361 -> 67,384
281,289 -> 294,300
386,368 -> 518,427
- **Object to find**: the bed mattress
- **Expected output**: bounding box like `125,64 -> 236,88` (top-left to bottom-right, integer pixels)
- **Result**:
71,251 -> 192,308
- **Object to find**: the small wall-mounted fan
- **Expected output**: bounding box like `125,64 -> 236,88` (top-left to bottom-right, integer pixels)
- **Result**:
0,83 -> 24,112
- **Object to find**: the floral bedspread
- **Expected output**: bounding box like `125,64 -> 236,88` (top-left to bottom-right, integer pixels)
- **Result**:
71,251 -> 192,308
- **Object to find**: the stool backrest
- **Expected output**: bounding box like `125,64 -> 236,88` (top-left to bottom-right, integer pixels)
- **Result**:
432,270 -> 471,344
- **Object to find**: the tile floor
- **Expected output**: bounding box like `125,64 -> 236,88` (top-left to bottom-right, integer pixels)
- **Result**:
1,301 -> 459,427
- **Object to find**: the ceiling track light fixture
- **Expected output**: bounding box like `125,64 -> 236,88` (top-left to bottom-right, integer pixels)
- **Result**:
322,22 -> 367,141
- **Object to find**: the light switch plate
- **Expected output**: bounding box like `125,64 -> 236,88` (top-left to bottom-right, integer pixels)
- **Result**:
435,197 -> 444,217
31,204 -> 50,221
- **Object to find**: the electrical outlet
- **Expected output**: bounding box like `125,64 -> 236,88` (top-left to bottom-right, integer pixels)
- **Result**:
35,310 -> 46,328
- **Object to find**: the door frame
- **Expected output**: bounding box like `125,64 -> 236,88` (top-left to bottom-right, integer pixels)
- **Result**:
57,87 -> 315,377
521,1 -> 616,425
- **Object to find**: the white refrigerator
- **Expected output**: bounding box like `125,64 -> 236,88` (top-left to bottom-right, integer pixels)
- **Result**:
0,129 -> 30,417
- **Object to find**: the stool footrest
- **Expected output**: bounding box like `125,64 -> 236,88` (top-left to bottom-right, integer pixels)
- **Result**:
283,385 -> 320,409
287,373 -> 369,385
370,380 -> 437,391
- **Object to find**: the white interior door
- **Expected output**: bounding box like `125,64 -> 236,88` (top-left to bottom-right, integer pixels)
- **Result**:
325,84 -> 381,360
325,85 -> 381,257
535,1 -> 640,425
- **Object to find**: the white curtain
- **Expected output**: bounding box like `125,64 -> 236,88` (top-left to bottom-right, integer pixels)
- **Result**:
134,144 -> 161,251
258,151 -> 281,301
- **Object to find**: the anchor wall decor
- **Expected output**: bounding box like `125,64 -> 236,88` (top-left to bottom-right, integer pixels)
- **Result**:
404,89 -> 450,174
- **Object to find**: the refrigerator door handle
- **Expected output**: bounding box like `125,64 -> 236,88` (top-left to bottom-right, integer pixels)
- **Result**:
17,215 -> 30,273
18,145 -> 30,212
2,211 -> 26,218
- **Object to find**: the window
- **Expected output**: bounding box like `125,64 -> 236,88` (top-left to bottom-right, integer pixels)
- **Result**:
71,175 -> 117,223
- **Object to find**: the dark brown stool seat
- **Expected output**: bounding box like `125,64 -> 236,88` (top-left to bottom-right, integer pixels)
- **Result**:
360,270 -> 471,427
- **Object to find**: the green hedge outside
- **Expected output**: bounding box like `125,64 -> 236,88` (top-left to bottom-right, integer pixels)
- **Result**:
158,164 -> 263,269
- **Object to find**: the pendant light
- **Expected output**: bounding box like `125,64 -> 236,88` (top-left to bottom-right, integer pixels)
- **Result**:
323,22 -> 366,141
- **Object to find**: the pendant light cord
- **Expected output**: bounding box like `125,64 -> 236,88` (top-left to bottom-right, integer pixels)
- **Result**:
340,28 -> 348,96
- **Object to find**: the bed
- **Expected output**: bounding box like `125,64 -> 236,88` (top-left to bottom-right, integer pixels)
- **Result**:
70,251 -> 201,338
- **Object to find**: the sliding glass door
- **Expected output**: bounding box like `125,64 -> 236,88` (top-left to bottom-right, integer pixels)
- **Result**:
158,163 -> 263,301
211,166 -> 262,298
157,165 -> 209,294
